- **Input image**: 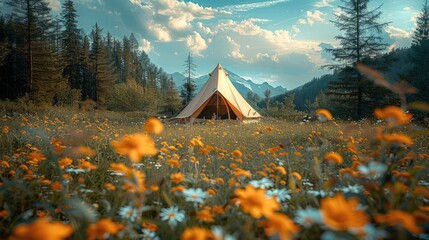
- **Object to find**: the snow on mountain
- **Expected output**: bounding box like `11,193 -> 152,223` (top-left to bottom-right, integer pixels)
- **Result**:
170,69 -> 287,98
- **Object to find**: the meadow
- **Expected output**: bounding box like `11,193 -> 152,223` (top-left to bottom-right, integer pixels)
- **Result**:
0,104 -> 428,240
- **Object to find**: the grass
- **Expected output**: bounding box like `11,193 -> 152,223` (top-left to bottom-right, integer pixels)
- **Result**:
0,105 -> 428,239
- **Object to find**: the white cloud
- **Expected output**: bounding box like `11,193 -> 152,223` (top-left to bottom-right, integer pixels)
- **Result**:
148,23 -> 172,42
220,0 -> 289,12
403,6 -> 411,11
46,0 -> 61,12
385,26 -> 412,39
186,31 -> 208,56
197,22 -> 212,35
140,38 -> 153,53
292,25 -> 301,33
314,0 -> 334,8
214,19 -> 325,66
299,10 -> 326,26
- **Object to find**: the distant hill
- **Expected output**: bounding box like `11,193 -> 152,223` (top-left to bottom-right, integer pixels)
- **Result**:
170,70 -> 287,99
270,47 -> 417,112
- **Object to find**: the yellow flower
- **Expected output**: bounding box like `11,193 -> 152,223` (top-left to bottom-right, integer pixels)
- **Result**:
258,213 -> 300,240
144,118 -> 164,135
316,109 -> 333,121
112,133 -> 158,162
196,209 -> 215,222
9,217 -> 73,240
375,210 -> 423,235
324,152 -> 344,164
51,181 -> 63,191
180,227 -> 213,240
86,218 -> 124,240
321,194 -> 369,231
234,185 -> 280,218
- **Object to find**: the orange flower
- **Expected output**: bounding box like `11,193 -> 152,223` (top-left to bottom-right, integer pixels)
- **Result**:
170,172 -> 186,183
87,218 -> 124,240
142,222 -> 158,232
77,160 -> 97,170
375,210 -> 423,234
144,118 -> 163,135
383,133 -> 414,146
58,158 -> 73,169
374,106 -> 412,124
292,172 -> 302,181
274,166 -> 287,175
189,137 -> 204,147
316,109 -> 333,121
180,227 -> 213,240
258,213 -> 300,240
104,183 -> 116,190
110,163 -> 132,174
196,209 -> 215,222
234,185 -> 280,218
51,181 -> 63,191
71,146 -> 96,156
9,217 -> 73,240
234,168 -> 252,178
26,152 -> 46,164
167,159 -> 181,167
171,185 -> 186,193
232,149 -> 243,158
321,194 -> 369,231
112,133 -> 158,162
0,209 -> 9,219
324,152 -> 344,164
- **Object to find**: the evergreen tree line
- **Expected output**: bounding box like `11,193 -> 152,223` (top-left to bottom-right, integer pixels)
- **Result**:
267,0 -> 429,120
0,0 -> 182,115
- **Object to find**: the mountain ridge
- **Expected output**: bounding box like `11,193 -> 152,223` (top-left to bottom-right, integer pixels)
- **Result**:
170,70 -> 287,98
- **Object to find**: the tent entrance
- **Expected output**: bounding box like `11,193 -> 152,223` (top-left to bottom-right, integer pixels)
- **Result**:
196,92 -> 238,119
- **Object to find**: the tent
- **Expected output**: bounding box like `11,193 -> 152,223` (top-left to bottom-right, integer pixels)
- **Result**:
176,64 -> 261,121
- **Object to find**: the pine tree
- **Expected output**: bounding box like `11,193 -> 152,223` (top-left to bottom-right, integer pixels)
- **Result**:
181,52 -> 197,105
61,0 -> 83,92
90,23 -> 115,108
7,0 -> 64,102
264,89 -> 271,109
324,0 -> 390,119
161,76 -> 182,116
412,0 -> 429,46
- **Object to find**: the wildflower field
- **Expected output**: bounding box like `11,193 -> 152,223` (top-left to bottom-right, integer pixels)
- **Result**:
0,104 -> 429,240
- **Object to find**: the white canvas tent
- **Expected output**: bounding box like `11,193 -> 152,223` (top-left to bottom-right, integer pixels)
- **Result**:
176,64 -> 261,121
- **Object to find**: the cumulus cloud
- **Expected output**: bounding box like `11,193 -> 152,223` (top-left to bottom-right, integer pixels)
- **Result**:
140,38 -> 153,53
124,0 -> 227,42
186,31 -> 208,56
403,6 -> 411,11
221,0 -> 289,12
46,0 -> 61,12
298,10 -> 326,26
385,26 -> 412,39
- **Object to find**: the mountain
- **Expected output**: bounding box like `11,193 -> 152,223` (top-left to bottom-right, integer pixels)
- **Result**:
170,69 -> 287,99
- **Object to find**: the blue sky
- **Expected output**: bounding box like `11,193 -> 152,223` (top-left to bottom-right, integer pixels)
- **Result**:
42,0 -> 422,89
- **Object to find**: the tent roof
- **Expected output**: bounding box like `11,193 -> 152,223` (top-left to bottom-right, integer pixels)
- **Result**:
176,64 -> 261,119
